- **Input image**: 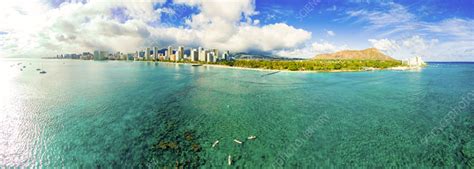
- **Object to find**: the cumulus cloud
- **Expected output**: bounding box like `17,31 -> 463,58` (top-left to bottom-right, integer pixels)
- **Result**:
0,0 -> 312,57
275,41 -> 347,58
368,38 -> 399,52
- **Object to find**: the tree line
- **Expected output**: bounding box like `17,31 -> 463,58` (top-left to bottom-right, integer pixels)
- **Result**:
215,59 -> 403,71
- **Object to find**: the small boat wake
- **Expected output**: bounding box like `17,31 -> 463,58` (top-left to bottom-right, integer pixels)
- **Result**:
260,71 -> 280,77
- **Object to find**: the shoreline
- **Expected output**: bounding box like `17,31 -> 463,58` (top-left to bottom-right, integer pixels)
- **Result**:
146,61 -> 423,73
42,58 -> 424,73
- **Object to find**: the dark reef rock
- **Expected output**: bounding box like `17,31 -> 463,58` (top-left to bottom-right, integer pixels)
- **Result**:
191,143 -> 201,152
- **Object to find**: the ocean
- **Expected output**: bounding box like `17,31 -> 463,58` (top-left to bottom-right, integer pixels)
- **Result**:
1,58 -> 473,167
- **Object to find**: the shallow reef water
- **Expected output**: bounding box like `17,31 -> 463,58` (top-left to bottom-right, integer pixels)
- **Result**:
0,59 -> 473,167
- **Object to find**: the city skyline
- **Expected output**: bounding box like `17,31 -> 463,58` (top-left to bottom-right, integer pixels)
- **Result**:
0,0 -> 473,61
57,45 -> 231,63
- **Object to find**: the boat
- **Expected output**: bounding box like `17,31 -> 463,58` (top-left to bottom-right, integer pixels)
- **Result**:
191,64 -> 202,67
212,140 -> 219,148
233,139 -> 242,144
228,155 -> 232,166
39,64 -> 46,74
248,135 -> 257,140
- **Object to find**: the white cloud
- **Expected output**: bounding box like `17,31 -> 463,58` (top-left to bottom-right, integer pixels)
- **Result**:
226,23 -> 311,52
253,19 -> 260,25
175,0 -> 257,25
275,41 -> 347,58
346,2 -> 474,61
421,18 -> 474,40
0,0 -> 312,57
326,30 -> 335,36
346,2 -> 415,31
368,38 -> 399,52
366,35 -> 474,61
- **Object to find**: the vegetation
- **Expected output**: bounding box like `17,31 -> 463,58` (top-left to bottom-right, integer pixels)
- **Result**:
132,57 -> 404,72
215,59 -> 404,71
155,59 -> 403,71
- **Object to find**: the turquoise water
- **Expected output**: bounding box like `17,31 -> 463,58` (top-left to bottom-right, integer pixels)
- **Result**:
0,59 -> 473,168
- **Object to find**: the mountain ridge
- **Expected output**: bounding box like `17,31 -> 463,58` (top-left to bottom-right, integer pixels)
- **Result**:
313,48 -> 396,61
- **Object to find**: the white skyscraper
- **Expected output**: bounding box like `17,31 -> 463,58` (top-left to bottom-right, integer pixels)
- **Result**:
198,47 -> 207,62
190,49 -> 198,62
167,46 -> 173,60
207,52 -> 215,63
176,50 -> 182,62
177,46 -> 184,61
406,56 -> 426,67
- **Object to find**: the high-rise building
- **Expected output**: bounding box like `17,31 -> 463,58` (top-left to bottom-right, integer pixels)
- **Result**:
190,49 -> 198,62
101,51 -> 108,60
93,51 -> 99,60
206,52 -> 215,63
212,49 -> 219,60
405,56 -> 425,67
127,53 -> 134,60
177,46 -> 184,61
138,51 -> 145,59
153,47 -> 159,59
198,47 -> 207,62
93,50 -> 108,60
167,46 -> 173,59
145,48 -> 151,61
175,50 -> 182,62
223,50 -> 231,61
170,54 -> 176,61
81,52 -> 92,60
159,53 -> 165,61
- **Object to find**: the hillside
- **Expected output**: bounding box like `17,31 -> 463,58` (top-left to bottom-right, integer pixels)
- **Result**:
313,48 -> 396,61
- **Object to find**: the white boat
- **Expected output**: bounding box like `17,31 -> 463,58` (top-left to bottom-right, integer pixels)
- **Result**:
248,135 -> 257,140
212,140 -> 219,148
228,155 -> 232,165
233,139 -> 242,144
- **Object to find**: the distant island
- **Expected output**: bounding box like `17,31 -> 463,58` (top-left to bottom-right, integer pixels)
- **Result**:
54,47 -> 425,72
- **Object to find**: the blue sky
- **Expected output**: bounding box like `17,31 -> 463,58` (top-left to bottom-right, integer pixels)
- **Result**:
255,0 -> 473,54
0,0 -> 473,61
160,0 -> 473,41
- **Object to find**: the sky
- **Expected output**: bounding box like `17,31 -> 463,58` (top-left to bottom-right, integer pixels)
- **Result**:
0,0 -> 473,61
